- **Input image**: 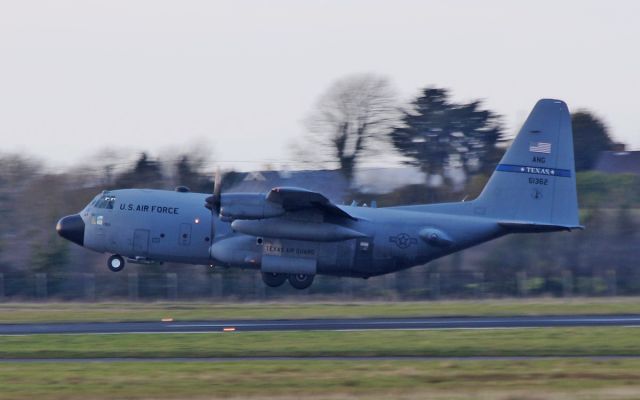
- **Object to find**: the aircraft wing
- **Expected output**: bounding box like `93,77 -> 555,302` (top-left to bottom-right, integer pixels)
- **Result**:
266,187 -> 356,220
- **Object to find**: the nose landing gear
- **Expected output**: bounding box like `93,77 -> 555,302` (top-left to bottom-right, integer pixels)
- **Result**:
107,254 -> 125,272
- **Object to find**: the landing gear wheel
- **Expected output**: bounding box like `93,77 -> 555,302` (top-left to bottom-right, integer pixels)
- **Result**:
288,274 -> 315,290
107,254 -> 125,272
262,272 -> 287,288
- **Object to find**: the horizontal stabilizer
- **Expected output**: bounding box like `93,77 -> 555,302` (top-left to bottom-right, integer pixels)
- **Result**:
498,220 -> 584,233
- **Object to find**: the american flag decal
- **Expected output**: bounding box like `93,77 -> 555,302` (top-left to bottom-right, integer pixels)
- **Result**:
529,142 -> 551,154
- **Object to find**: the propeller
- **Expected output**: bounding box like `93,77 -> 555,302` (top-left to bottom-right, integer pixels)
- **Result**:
205,168 -> 223,249
205,167 -> 222,215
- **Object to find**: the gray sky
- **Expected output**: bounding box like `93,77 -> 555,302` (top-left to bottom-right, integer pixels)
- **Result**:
1,0 -> 638,170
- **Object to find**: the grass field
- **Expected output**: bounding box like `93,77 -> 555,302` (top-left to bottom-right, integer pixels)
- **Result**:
2,359 -> 640,400
0,327 -> 638,358
1,297 -> 639,323
2,300 -> 639,399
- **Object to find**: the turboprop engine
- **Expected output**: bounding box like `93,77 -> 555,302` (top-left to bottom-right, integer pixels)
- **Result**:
218,193 -> 285,221
205,181 -> 369,284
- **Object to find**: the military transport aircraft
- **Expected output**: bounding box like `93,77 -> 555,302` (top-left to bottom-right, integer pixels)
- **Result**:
57,99 -> 582,289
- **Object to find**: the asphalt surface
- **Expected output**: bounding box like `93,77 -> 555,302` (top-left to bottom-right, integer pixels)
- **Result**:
1,314 -> 640,335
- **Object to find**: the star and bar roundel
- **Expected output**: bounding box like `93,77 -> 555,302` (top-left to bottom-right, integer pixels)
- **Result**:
389,233 -> 418,249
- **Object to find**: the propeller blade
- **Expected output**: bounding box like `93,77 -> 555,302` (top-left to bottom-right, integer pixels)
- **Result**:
205,167 -> 223,246
205,167 -> 222,214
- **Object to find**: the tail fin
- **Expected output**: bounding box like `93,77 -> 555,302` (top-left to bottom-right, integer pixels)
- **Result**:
475,99 -> 581,230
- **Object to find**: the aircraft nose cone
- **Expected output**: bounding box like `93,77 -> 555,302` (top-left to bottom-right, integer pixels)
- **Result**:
56,214 -> 85,246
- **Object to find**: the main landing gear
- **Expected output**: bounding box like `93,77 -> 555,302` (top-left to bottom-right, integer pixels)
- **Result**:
107,254 -> 125,272
287,273 -> 315,290
261,272 -> 315,289
262,272 -> 287,287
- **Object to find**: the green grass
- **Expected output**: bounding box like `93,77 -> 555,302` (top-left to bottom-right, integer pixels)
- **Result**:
0,327 -> 638,358
2,299 -> 638,400
2,317 -> 639,399
2,359 -> 640,399
1,298 -> 640,323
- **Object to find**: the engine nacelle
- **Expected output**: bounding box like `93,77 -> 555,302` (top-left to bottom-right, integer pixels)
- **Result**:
219,193 -> 285,221
209,236 -> 262,266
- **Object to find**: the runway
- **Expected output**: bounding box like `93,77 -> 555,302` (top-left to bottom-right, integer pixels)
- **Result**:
1,314 -> 640,335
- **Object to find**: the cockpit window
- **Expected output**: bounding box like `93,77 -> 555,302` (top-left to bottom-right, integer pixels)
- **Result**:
95,195 -> 116,209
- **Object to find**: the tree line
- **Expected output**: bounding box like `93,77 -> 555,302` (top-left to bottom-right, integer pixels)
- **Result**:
0,73 -> 635,299
303,74 -> 615,180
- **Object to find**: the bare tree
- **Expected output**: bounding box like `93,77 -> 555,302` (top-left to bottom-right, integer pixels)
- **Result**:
303,74 -> 401,183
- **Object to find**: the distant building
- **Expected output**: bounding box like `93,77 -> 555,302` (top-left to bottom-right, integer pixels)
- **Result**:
594,150 -> 640,175
227,170 -> 350,203
354,166 -> 427,193
226,167 -> 428,202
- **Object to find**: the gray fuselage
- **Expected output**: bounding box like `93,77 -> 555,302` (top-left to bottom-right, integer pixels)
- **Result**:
79,188 -> 504,278
57,99 -> 582,288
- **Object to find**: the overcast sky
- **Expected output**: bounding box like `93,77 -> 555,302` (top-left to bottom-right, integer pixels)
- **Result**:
0,0 -> 638,170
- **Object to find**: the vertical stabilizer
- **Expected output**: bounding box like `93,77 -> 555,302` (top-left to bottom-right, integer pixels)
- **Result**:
475,99 -> 581,229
